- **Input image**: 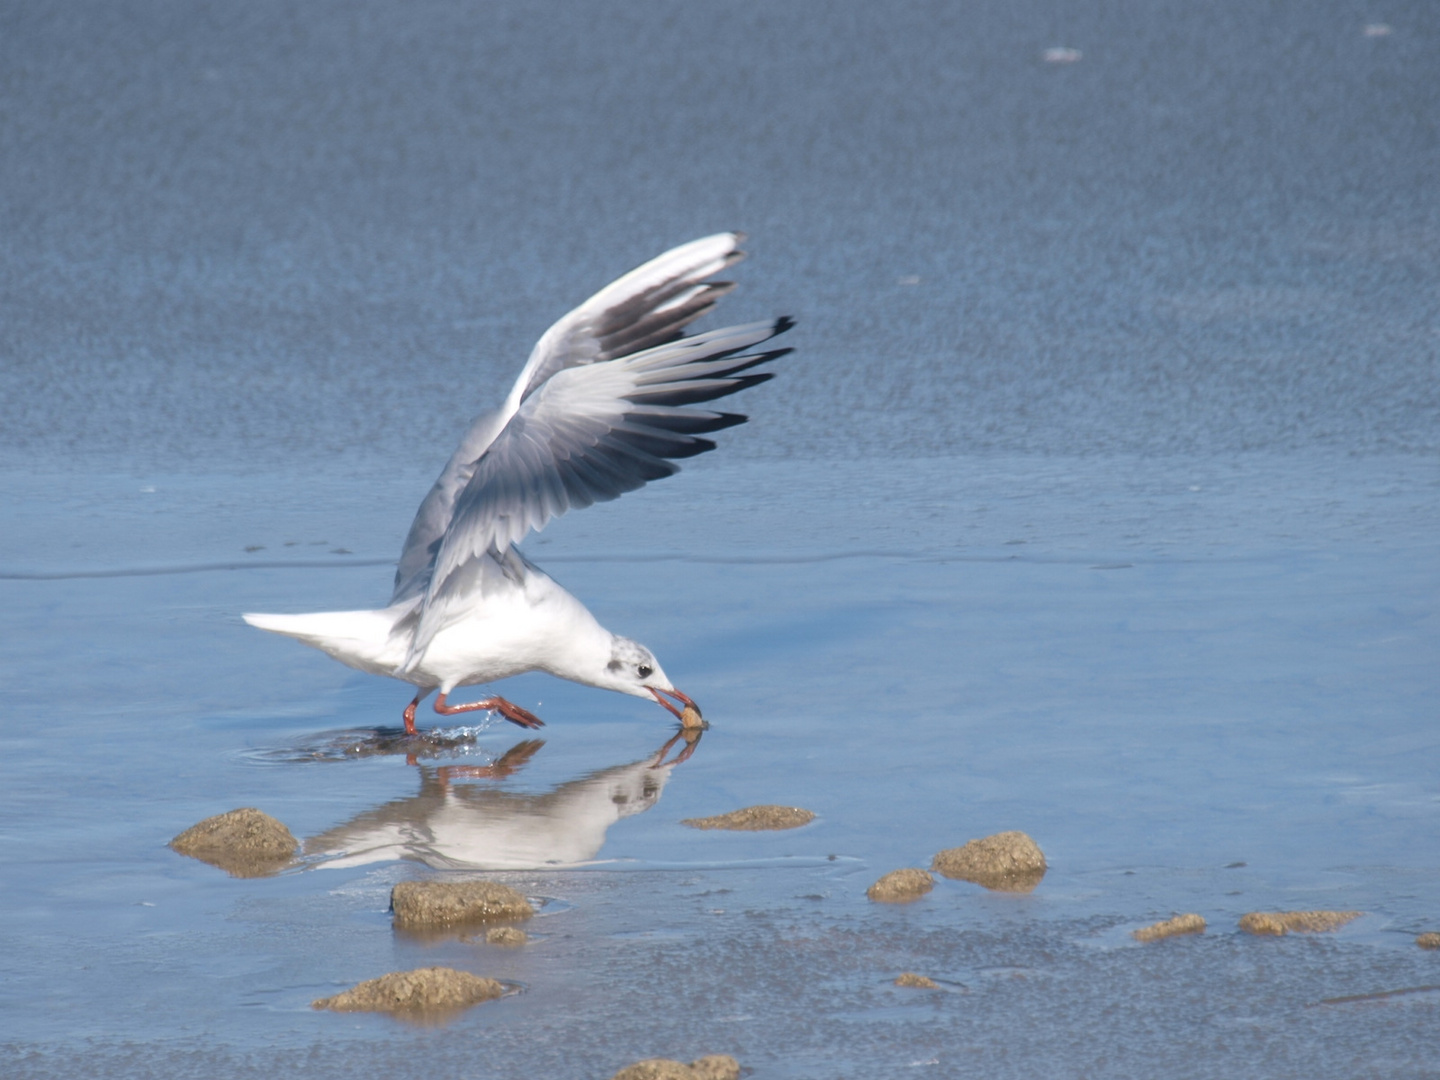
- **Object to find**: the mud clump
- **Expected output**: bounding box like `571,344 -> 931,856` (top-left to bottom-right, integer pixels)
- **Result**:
1417,932 -> 1440,950
680,805 -> 815,831
867,868 -> 934,903
611,1056 -> 740,1080
169,808 -> 298,878
894,972 -> 939,988
312,966 -> 503,1013
484,926 -> 529,946
391,881 -> 535,929
687,1059 -> 741,1080
931,831 -> 1046,893
1239,910 -> 1362,936
1133,913 -> 1207,942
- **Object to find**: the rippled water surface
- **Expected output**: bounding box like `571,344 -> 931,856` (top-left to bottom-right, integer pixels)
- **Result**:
2,1 -> 1438,1077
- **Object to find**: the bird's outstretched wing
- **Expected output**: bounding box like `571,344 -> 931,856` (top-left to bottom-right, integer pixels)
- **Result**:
400,317 -> 793,666
508,232 -> 747,406
391,232 -> 752,605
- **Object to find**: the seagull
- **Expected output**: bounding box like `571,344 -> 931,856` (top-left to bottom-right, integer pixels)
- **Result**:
243,233 -> 791,735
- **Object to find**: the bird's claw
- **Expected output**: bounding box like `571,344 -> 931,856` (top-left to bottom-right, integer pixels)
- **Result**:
494,699 -> 546,730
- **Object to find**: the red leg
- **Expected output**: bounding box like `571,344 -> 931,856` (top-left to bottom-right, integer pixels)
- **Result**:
402,690 -> 429,735
433,692 -> 546,730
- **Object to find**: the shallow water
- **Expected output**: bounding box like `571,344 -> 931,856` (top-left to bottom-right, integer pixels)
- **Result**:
3,0 -> 1438,1077
3,456 -> 1436,1077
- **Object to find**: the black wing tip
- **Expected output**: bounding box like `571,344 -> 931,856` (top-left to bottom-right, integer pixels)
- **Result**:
709,411 -> 749,431
625,408 -> 750,436
720,346 -> 792,378
772,315 -> 797,336
664,436 -> 719,459
754,346 -> 793,365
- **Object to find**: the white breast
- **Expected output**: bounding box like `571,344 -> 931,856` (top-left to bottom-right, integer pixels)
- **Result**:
405,551 -> 611,693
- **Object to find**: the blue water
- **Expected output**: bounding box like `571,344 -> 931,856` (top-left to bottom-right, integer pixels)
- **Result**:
2,1 -> 1438,1077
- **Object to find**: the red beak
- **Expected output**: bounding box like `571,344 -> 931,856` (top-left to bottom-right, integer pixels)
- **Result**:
647,686 -> 699,721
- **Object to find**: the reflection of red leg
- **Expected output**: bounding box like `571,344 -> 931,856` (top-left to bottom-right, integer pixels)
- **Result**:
437,739 -> 546,788
491,738 -> 546,773
402,691 -> 427,735
436,764 -> 504,787
433,693 -> 546,730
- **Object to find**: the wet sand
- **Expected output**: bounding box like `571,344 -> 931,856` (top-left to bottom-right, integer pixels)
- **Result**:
680,806 -> 816,831
312,967 -> 505,1014
867,869 -> 935,903
389,881 -> 534,929
932,831 -> 1047,892
1132,913 -> 1207,942
170,808 -> 298,878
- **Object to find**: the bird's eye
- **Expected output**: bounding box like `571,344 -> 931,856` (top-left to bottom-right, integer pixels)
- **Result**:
637,664 -> 653,679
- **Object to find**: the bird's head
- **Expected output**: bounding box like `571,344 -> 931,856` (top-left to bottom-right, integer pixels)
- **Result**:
601,636 -> 701,723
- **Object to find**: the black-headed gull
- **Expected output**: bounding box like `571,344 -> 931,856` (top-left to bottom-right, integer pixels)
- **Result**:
244,233 -> 790,734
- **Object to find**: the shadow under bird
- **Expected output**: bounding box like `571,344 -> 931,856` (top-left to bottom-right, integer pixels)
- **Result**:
243,233 -> 791,734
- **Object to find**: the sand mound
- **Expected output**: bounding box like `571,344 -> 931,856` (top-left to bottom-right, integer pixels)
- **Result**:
894,972 -> 939,988
169,808 -> 297,878
312,966 -> 503,1013
680,805 -> 814,830
867,868 -> 934,903
931,831 -> 1046,892
391,881 -> 535,929
485,926 -> 529,946
1133,913 -> 1206,942
611,1055 -> 740,1080
1239,910 -> 1362,936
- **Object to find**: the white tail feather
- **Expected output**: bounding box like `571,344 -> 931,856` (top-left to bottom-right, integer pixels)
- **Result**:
242,604 -> 416,680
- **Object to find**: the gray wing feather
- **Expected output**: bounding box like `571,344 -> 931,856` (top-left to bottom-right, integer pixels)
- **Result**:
390,233 -> 748,605
390,408 -> 509,603
401,317 -> 793,665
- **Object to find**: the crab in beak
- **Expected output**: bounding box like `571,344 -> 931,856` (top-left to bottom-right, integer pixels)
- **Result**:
648,686 -> 706,729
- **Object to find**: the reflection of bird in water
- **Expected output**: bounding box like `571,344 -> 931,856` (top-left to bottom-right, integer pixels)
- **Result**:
244,233 -> 791,734
306,730 -> 702,871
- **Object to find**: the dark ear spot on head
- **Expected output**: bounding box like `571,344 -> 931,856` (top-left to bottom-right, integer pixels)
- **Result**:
607,659 -> 623,672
